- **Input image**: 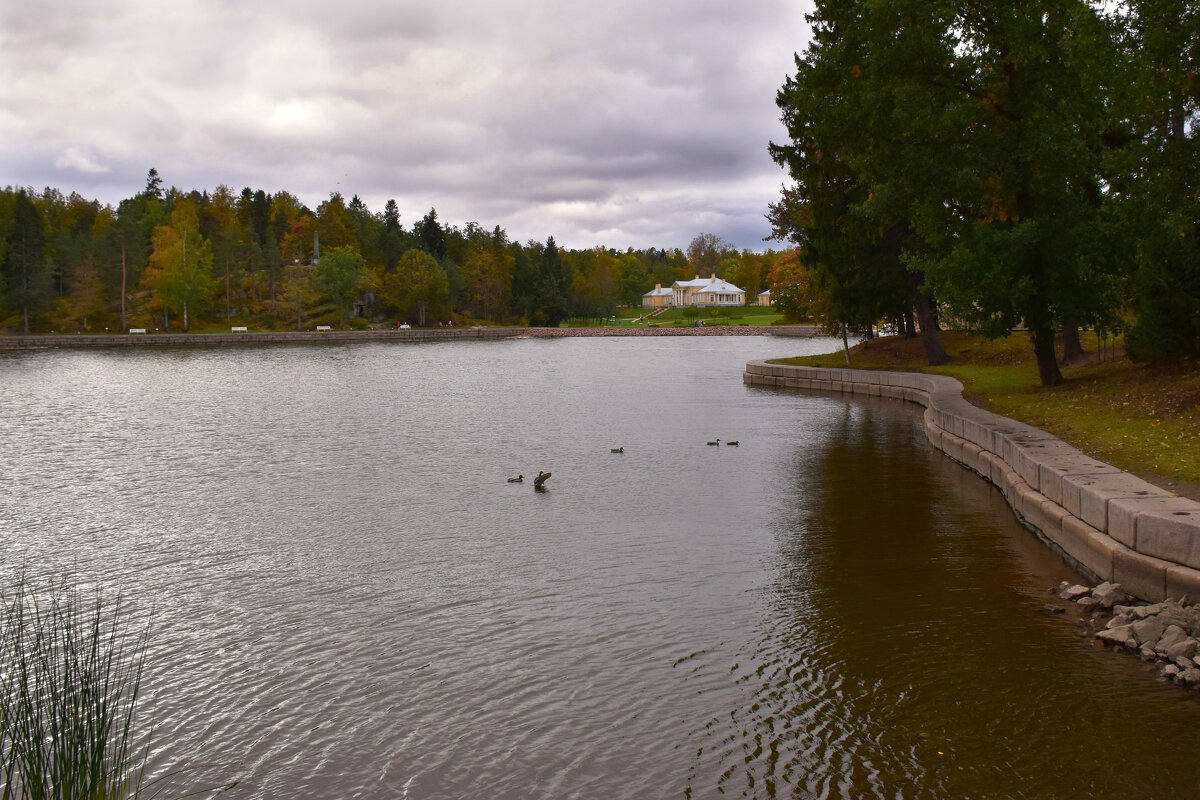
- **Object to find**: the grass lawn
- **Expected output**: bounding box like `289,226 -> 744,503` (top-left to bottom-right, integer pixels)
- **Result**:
777,331 -> 1200,495
562,306 -> 784,328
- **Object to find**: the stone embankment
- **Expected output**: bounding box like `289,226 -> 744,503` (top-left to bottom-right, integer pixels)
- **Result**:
524,325 -> 820,338
1059,580 -> 1200,689
743,361 -> 1200,604
0,325 -> 820,350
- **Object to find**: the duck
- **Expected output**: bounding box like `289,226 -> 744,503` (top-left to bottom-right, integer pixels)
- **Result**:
611,447 -> 623,453
534,470 -> 552,488
507,475 -> 524,483
707,438 -> 720,446
726,440 -> 739,447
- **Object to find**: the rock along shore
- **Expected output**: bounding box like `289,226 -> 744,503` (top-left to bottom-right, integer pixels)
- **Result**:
0,325 -> 821,350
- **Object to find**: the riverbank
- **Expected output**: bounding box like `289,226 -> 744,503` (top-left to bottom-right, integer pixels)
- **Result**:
744,360 -> 1200,606
0,325 -> 822,350
780,332 -> 1200,499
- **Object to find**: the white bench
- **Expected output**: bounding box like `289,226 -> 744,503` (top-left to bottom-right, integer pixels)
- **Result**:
232,326 -> 248,332
129,328 -> 146,334
316,326 -> 332,331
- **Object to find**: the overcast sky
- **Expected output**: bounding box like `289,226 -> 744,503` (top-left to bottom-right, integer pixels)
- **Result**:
0,1 -> 814,251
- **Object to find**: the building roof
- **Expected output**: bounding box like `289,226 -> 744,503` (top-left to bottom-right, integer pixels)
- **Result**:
758,289 -> 771,296
643,286 -> 673,297
671,276 -> 745,294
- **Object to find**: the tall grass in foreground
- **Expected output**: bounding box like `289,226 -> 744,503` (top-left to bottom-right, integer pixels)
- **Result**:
1,575 -> 150,800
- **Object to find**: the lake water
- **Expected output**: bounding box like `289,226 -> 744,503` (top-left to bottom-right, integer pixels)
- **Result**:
2,336 -> 1199,799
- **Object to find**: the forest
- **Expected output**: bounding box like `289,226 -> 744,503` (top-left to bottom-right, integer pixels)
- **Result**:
0,172 -> 784,336
769,0 -> 1199,385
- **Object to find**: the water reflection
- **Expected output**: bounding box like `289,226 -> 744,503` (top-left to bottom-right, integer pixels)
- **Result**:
690,394 -> 1200,799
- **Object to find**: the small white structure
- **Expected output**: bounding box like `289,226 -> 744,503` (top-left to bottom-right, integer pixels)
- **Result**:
316,325 -> 332,331
757,289 -> 772,307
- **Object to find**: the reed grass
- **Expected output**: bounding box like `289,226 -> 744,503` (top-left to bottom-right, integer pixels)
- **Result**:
1,575 -> 150,800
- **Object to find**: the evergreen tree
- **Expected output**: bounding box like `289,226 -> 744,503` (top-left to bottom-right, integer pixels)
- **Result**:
1,190 -> 52,332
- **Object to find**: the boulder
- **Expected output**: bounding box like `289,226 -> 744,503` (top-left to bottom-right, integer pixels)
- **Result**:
1132,602 -> 1165,620
1164,638 -> 1200,662
1097,625 -> 1137,649
1077,596 -> 1100,613
1186,607 -> 1200,636
1091,582 -> 1128,610
1060,584 -> 1091,601
1155,624 -> 1189,655
1130,616 -> 1169,647
1164,664 -> 1181,679
1141,645 -> 1158,661
1179,668 -> 1200,689
1107,613 -> 1134,630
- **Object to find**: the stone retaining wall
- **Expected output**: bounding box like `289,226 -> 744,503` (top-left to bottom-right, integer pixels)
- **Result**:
744,360 -> 1200,603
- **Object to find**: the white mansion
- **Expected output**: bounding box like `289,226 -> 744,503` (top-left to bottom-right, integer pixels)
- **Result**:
642,275 -> 746,309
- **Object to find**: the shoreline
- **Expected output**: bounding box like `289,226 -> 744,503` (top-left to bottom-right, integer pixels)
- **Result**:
0,325 -> 822,351
744,360 -> 1200,605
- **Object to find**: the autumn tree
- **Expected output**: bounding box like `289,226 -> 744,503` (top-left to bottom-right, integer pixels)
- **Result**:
143,199 -> 216,330
686,233 -> 733,279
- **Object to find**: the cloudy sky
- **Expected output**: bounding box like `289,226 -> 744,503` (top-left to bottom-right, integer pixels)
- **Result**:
1,1 -> 815,251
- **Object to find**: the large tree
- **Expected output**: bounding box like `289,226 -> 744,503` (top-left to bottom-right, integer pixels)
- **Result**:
1118,0 -> 1200,362
315,246 -> 365,328
143,199 -> 216,331
1,190 -> 52,332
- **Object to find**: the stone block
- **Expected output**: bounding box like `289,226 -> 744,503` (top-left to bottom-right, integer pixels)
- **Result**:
940,432 -> 965,464
1167,565 -> 1200,603
1019,488 -> 1050,533
1113,547 -> 1167,603
1121,497 -> 1200,569
1059,516 -> 1115,582
1036,454 -> 1121,506
1039,497 -> 1068,539
1063,473 -> 1169,540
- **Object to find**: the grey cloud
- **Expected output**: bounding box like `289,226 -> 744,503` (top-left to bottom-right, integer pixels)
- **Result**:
0,0 -> 812,251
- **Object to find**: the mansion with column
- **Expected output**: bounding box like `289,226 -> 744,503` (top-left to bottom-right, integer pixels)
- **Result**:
642,275 -> 750,309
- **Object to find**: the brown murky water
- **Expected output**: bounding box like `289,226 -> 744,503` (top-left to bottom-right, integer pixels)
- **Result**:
2,337 -> 1198,799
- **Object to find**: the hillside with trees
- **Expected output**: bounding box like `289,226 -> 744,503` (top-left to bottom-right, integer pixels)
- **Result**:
0,172 -> 784,334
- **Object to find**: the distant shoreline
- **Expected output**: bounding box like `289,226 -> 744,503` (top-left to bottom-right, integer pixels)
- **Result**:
0,325 -> 821,350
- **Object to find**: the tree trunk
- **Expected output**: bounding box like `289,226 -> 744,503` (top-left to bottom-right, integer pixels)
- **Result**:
909,278 -> 948,365
184,300 -> 189,332
841,323 -> 851,365
904,310 -> 916,339
1031,325 -> 1063,387
1060,319 -> 1084,365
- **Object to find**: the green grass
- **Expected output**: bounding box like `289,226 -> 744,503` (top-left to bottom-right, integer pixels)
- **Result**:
1,575 -> 150,800
777,331 -> 1200,489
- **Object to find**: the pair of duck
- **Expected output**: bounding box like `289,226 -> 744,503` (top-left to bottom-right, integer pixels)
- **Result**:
707,438 -> 738,446
507,470 -> 551,488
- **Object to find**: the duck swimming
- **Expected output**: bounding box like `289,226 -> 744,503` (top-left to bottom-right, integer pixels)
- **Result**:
507,475 -> 524,483
534,470 -> 552,488
726,440 -> 739,446
611,447 -> 623,453
706,438 -> 720,446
